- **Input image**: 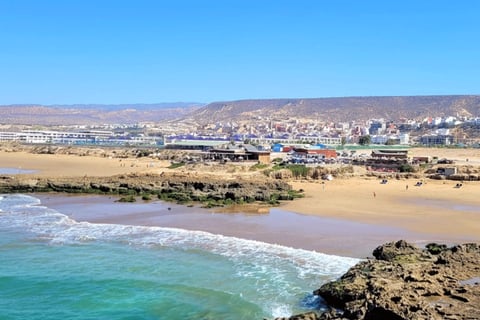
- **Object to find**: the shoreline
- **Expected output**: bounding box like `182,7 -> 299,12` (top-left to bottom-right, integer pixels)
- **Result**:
34,193 -> 475,258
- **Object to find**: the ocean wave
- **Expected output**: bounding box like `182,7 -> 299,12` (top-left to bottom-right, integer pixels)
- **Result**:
0,194 -> 361,318
0,194 -> 359,282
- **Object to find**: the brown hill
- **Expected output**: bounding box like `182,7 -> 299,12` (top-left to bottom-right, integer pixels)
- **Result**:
2,96 -> 480,126
189,95 -> 480,123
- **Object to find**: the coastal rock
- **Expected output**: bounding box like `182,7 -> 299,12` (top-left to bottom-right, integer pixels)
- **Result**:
271,311 -> 319,320
371,239 -> 431,262
312,240 -> 480,320
0,172 -> 294,205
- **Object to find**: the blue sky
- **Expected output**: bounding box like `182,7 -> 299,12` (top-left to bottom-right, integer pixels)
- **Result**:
0,0 -> 479,104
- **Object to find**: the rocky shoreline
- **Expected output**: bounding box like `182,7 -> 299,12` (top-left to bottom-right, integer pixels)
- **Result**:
275,240 -> 480,320
0,172 -> 300,207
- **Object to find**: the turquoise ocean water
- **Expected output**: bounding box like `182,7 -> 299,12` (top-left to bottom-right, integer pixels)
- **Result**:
0,194 -> 359,319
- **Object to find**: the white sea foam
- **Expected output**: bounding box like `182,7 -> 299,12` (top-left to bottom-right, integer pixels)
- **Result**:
0,194 -> 359,285
270,303 -> 293,318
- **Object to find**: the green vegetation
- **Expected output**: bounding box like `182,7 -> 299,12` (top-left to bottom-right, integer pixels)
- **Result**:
358,135 -> 371,146
168,162 -> 185,169
158,191 -> 192,204
285,164 -> 310,178
268,194 -> 280,205
287,189 -> 305,199
385,139 -> 398,145
117,195 -> 136,202
399,164 -> 415,173
136,150 -> 152,157
249,163 -> 269,171
266,163 -> 285,174
141,194 -> 152,201
425,243 -> 448,255
202,199 -> 224,208
262,168 -> 274,177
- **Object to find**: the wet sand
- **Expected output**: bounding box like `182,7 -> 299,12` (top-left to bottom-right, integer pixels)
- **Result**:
36,194 -> 476,258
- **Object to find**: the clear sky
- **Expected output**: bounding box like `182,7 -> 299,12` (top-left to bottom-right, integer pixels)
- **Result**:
0,0 -> 479,104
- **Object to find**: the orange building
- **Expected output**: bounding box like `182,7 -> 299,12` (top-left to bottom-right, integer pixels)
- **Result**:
293,147 -> 337,159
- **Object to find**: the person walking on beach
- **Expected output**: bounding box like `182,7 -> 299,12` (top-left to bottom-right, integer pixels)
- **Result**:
406,184 -> 408,191
373,192 -> 376,198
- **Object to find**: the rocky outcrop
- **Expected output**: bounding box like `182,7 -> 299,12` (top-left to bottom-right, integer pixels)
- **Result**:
0,172 -> 298,205
310,240 -> 480,320
271,312 -> 319,320
428,173 -> 480,181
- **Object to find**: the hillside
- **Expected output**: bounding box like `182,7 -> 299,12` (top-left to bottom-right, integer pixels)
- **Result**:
2,96 -> 480,126
188,95 -> 480,123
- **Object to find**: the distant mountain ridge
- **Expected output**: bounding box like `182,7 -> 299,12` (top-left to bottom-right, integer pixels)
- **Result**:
2,96 -> 480,126
189,95 -> 480,123
0,103 -> 203,125
3,102 -> 202,110
48,102 -> 203,111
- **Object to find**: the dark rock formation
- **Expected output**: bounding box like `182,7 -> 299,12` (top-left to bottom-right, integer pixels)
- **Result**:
312,240 -> 480,320
0,172 -> 296,205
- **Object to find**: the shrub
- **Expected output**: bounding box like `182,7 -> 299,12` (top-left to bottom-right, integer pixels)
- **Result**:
250,163 -> 269,171
118,195 -> 136,203
262,169 -> 273,177
399,164 -> 415,173
168,162 -> 185,169
286,164 -> 310,178
425,243 -> 448,255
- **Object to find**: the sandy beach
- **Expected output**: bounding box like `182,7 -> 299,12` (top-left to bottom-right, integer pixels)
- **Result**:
282,177 -> 480,240
0,150 -> 164,177
2,147 -> 480,257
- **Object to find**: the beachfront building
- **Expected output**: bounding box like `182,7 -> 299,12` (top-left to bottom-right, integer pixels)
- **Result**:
0,132 -> 19,141
370,133 -> 409,145
0,129 -> 162,146
436,167 -> 457,177
12,130 -> 91,144
208,144 -> 271,164
363,149 -> 410,172
250,135 -> 342,147
371,149 -> 409,160
288,145 -> 338,164
371,135 -> 389,144
164,139 -> 230,151
419,134 -> 454,146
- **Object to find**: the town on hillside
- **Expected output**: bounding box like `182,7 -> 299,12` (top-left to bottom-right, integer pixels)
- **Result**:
1,111 -> 479,149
